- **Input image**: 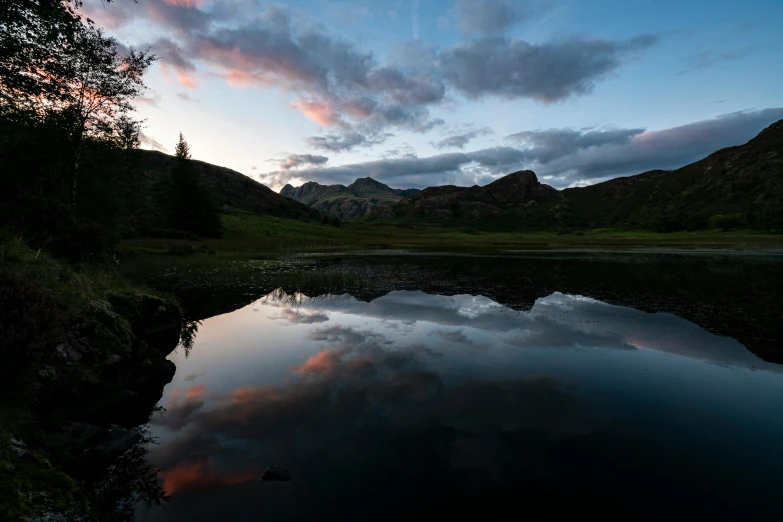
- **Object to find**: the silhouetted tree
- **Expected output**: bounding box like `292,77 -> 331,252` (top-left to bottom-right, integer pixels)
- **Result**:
168,133 -> 222,237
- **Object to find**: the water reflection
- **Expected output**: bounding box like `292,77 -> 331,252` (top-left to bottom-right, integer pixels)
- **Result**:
139,290 -> 783,521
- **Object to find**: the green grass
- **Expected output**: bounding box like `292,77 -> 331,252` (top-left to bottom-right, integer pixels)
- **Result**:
119,212 -> 783,263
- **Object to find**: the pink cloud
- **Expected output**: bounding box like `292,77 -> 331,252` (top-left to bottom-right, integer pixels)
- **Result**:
162,459 -> 255,496
160,63 -> 198,89
163,0 -> 206,7
291,100 -> 341,126
294,350 -> 340,375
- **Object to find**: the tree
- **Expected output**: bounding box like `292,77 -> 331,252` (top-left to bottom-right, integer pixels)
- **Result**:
60,24 -> 154,211
174,132 -> 190,160
709,213 -> 746,231
1,2 -> 154,213
168,133 -> 222,238
0,0 -> 82,121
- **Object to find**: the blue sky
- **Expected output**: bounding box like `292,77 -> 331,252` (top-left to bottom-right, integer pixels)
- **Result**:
82,0 -> 783,190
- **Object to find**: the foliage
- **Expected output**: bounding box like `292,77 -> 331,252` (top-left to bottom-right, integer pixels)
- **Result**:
709,213 -> 746,231
167,133 -> 223,238
90,424 -> 170,522
174,132 -> 190,160
0,0 -> 154,259
0,269 -> 67,393
650,216 -> 684,233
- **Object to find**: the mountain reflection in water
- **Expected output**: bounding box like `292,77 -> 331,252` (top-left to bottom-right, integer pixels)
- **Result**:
138,290 -> 783,521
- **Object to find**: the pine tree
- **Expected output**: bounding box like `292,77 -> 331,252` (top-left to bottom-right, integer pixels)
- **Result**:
168,133 -> 222,237
174,132 -> 190,160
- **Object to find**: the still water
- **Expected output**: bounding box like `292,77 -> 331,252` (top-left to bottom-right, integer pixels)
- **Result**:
138,285 -> 783,521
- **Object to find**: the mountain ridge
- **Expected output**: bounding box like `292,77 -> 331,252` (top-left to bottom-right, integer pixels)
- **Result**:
280,177 -> 420,221
370,119 -> 783,230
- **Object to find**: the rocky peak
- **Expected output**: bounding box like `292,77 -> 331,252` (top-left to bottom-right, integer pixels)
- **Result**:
484,170 -> 560,205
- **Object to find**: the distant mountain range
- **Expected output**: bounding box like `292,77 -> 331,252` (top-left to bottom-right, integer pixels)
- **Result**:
131,118 -> 782,233
368,118 -> 783,230
280,177 -> 420,221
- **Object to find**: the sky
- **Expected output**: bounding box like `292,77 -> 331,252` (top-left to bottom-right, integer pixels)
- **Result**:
80,0 -> 783,191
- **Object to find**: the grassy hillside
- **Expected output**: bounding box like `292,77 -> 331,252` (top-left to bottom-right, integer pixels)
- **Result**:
121,150 -> 322,234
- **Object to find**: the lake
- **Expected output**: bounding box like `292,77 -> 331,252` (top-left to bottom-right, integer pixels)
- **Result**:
136,252 -> 783,521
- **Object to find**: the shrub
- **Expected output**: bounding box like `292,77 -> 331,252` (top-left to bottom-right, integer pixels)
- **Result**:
709,213 -> 746,231
651,216 -> 684,233
0,270 -> 67,393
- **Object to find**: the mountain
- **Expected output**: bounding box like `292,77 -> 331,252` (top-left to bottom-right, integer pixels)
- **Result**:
542,118 -> 783,230
372,170 -> 561,222
280,177 -> 420,221
123,150 -> 322,233
372,119 -> 783,231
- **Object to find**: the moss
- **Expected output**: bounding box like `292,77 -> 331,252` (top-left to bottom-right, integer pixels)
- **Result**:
0,407 -> 88,521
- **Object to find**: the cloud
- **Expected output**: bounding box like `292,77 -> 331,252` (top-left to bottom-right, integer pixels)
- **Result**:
432,127 -> 493,149
262,146 -> 526,188
149,37 -> 199,88
440,35 -> 658,102
139,132 -> 168,152
268,107 -> 783,189
154,384 -> 206,431
271,153 -> 330,171
135,92 -> 162,107
273,308 -> 330,324
533,107 -> 783,185
677,48 -> 750,75
161,459 -> 255,496
505,126 -> 645,164
81,2 -> 658,151
176,92 -> 199,102
306,131 -> 394,152
431,329 -> 475,345
183,371 -> 206,382
453,0 -> 545,35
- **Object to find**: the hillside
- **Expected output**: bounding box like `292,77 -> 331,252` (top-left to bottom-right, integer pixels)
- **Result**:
280,177 -> 419,221
123,150 -> 322,233
544,118 -> 783,230
372,119 -> 783,231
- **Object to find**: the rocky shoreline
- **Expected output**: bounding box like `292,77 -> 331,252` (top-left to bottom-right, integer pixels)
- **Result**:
1,291 -> 184,521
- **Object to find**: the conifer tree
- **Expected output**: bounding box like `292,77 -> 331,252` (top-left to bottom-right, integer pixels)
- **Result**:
168,133 -> 222,237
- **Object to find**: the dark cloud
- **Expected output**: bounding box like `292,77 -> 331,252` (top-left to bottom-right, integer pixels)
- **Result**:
263,146 -> 527,188
183,371 -> 206,382
306,131 -> 393,153
272,153 -> 329,171
431,329 -> 475,346
453,0 -> 545,35
176,92 -> 199,102
273,308 -> 330,324
148,37 -> 198,88
267,108 -> 783,189
505,126 -> 644,164
440,35 -> 658,102
431,127 -> 493,149
535,107 -> 783,185
80,0 -> 210,34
